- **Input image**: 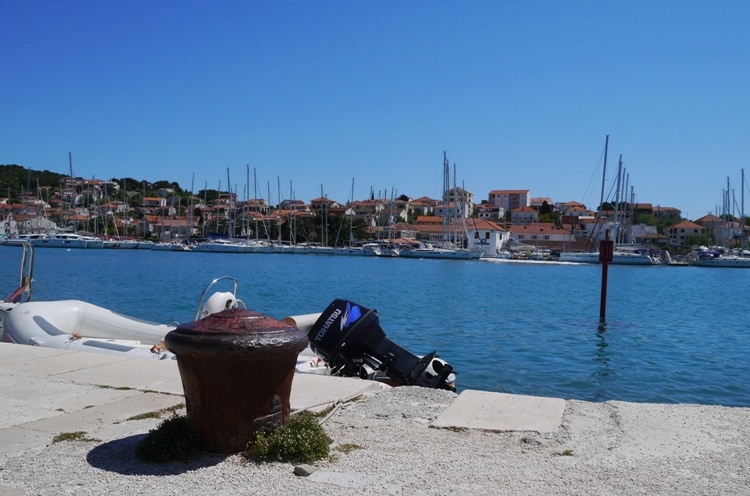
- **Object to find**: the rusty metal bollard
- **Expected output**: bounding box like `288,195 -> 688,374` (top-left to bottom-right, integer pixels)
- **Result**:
164,307 -> 309,453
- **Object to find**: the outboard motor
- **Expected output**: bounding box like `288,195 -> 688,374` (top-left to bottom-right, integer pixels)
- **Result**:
308,299 -> 455,391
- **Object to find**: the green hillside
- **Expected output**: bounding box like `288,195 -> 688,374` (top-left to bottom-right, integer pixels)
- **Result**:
0,164 -> 67,197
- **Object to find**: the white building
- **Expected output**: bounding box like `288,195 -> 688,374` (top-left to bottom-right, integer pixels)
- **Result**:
488,189 -> 530,211
465,218 -> 511,257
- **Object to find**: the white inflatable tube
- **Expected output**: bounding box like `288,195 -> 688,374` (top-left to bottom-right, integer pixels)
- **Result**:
2,300 -> 175,353
282,312 -> 322,333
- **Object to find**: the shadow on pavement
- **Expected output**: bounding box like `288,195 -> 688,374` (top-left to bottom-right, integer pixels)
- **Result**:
86,434 -> 228,476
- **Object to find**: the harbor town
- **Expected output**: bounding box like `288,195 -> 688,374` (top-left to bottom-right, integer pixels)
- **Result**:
5,4 -> 750,495
0,162 -> 747,266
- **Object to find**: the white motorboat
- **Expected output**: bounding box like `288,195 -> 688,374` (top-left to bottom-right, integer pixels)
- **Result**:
360,241 -> 402,257
558,252 -> 600,263
399,243 -> 482,260
307,245 -> 335,255
559,248 -> 661,265
271,242 -> 310,254
332,246 -> 364,256
191,238 -> 248,253
694,255 -> 750,268
0,248 -> 243,360
3,233 -> 48,246
376,244 -> 400,257
151,241 -> 192,251
691,248 -> 750,268
0,299 -> 177,359
102,238 -> 140,249
361,242 -> 383,256
0,245 -> 335,375
0,244 -> 249,360
245,241 -> 274,253
0,258 -> 327,374
31,232 -> 104,249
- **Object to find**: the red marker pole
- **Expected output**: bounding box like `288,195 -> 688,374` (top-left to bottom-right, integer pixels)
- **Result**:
599,230 -> 614,323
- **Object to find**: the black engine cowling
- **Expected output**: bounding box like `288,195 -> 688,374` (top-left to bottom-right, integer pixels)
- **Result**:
308,299 -> 455,391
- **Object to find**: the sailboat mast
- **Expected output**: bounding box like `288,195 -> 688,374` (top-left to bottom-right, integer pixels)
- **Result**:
226,168 -> 232,238
453,163 -> 458,246
595,136 -> 609,244
69,152 -> 77,234
621,169 -> 629,244
216,180 -> 221,235
289,180 -> 295,246
202,181 -> 207,237
727,176 -> 731,247
349,178 -> 355,245
320,184 -> 326,246
253,168 -> 258,241
628,185 -> 635,244
276,177 -> 282,244
189,173 -> 195,241
742,168 -> 746,250
442,151 -> 450,244
614,155 -> 622,245
246,165 -> 252,241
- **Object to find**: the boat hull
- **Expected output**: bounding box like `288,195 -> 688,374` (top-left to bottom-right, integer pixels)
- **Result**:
0,300 -> 176,359
333,247 -> 364,256
559,251 -> 658,265
400,248 -> 482,260
694,256 -> 750,268
1,300 -> 175,345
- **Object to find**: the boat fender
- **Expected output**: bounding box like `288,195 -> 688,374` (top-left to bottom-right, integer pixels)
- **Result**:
201,291 -> 237,318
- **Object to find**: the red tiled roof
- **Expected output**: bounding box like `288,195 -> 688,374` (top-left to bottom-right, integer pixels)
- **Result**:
489,189 -> 530,195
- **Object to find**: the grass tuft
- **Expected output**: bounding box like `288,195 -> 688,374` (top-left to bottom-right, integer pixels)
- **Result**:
135,414 -> 197,463
243,411 -> 332,464
335,443 -> 363,454
126,403 -> 185,422
444,425 -> 467,432
51,431 -> 100,444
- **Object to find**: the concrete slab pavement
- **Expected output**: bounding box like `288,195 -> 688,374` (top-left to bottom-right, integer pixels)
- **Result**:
0,342 -> 566,461
432,389 -> 566,433
0,343 -> 405,456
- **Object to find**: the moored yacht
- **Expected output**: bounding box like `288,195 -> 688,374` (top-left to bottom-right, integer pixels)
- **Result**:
31,232 -> 103,249
399,242 -> 482,260
191,238 -> 248,253
559,248 -> 661,265
332,245 -> 364,256
691,247 -> 750,268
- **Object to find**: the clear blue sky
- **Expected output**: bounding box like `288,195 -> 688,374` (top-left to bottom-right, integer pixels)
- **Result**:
3,1 -> 749,219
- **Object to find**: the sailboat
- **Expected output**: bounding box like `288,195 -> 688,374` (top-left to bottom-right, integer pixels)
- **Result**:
307,185 -> 335,255
101,182 -> 139,249
375,188 -> 401,257
559,137 -> 661,265
693,171 -> 750,268
400,152 -> 482,260
26,154 -> 104,249
333,178 -> 364,256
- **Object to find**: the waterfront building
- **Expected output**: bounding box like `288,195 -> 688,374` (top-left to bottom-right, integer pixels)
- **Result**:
488,189 -> 530,212
508,222 -> 575,252
667,220 -> 706,246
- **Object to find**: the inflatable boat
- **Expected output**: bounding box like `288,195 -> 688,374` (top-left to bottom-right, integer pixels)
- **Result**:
1,244 -> 454,389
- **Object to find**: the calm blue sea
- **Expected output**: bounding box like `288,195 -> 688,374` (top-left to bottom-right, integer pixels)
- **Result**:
2,247 -> 749,407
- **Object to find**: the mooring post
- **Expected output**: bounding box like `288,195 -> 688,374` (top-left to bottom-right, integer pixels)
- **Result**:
165,308 -> 308,453
599,230 -> 614,323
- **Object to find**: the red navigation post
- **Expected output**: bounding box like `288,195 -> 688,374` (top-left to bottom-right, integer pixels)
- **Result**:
599,230 -> 614,323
